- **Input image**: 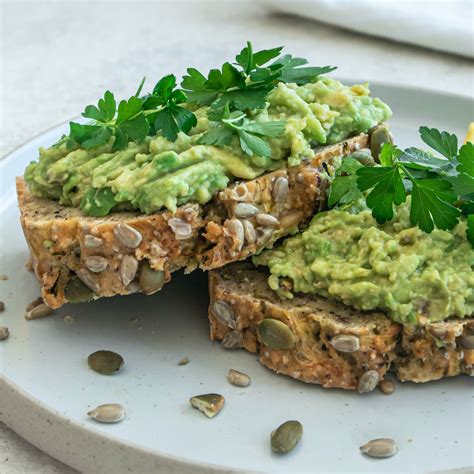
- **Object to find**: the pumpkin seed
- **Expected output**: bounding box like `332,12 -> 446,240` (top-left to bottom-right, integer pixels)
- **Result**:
225,219 -> 244,251
0,302 -> 4,312
87,403 -> 125,423
258,319 -> 295,350
178,357 -> 190,366
84,235 -> 104,248
88,350 -> 124,375
358,370 -> 380,393
211,300 -> 237,329
26,297 -> 44,312
370,125 -> 393,159
272,176 -> 289,202
360,438 -> 398,458
168,217 -> 193,240
234,203 -> 258,218
120,255 -> 138,287
256,213 -> 280,227
457,334 -> 474,350
25,303 -> 53,320
379,379 -> 395,395
228,369 -> 250,387
330,334 -> 360,353
64,276 -> 95,303
242,220 -> 256,244
0,326 -> 9,340
350,150 -> 376,166
190,393 -> 225,418
114,223 -> 142,248
85,256 -> 108,273
76,269 -> 100,293
271,420 -> 303,454
138,261 -> 165,295
222,330 -> 243,349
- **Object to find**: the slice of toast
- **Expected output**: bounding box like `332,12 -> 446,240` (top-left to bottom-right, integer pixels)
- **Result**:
17,134 -> 369,308
208,263 -> 473,390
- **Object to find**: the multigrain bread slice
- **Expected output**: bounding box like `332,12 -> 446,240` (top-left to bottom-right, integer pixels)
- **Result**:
208,263 -> 473,391
17,134 -> 368,308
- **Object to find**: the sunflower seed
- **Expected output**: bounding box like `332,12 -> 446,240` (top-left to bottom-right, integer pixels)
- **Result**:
242,220 -> 256,244
138,261 -> 165,295
271,420 -> 303,454
88,350 -> 124,375
228,369 -> 250,387
211,300 -> 237,329
429,326 -> 447,339
379,379 -> 395,395
330,335 -> 360,353
358,370 -> 380,393
168,217 -> 193,240
190,393 -> 225,418
258,319 -> 295,350
64,276 -> 95,303
178,357 -> 190,366
360,438 -> 398,458
76,269 -> 100,293
256,213 -> 280,227
85,256 -> 108,273
279,211 -> 303,229
120,255 -> 138,287
222,330 -> 243,349
0,302 -> 4,312
272,176 -> 289,202
0,326 -> 9,340
225,219 -> 244,251
234,203 -> 258,218
26,297 -> 44,312
114,223 -> 142,248
84,235 -> 104,248
87,404 -> 125,424
457,334 -> 474,350
25,303 -> 53,320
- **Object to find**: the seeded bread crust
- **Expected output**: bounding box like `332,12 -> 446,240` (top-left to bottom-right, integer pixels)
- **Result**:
208,263 -> 473,390
17,134 -> 368,308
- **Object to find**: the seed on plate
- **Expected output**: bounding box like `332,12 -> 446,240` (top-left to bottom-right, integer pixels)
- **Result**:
258,318 -> 295,350
379,379 -> 395,395
225,219 -> 244,251
64,315 -> 76,325
457,334 -> 474,350
190,393 -> 225,418
120,255 -> 138,287
138,261 -> 165,295
330,335 -> 360,353
84,234 -> 104,248
178,357 -> 190,366
211,300 -> 237,329
64,276 -> 95,303
0,326 -> 9,340
358,370 -> 380,393
360,438 -> 398,458
168,217 -> 193,240
87,403 -> 125,423
25,303 -> 53,320
272,176 -> 289,202
242,220 -> 256,244
271,420 -> 303,454
85,256 -> 108,273
228,369 -> 250,387
114,223 -> 142,248
26,297 -> 44,312
0,274 -> 8,281
0,302 -> 4,312
88,350 -> 124,375
234,202 -> 259,218
256,213 -> 280,227
222,330 -> 243,350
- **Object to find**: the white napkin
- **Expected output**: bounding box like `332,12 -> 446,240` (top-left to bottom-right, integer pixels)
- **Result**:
259,0 -> 474,58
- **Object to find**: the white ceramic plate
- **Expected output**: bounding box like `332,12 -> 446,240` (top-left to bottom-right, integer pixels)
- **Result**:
1,83 -> 473,474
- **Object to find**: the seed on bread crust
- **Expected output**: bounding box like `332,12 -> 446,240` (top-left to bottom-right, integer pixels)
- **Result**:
85,256 -> 108,273
84,234 -> 104,248
272,176 -> 289,202
256,213 -> 280,227
138,261 -> 165,295
358,370 -> 380,393
120,255 -> 139,287
76,269 -> 100,293
64,276 -> 94,303
114,223 -> 143,248
242,220 -> 256,244
330,335 -> 360,353
168,218 -> 193,240
211,301 -> 237,329
222,330 -> 243,349
258,319 -> 295,350
457,334 -> 474,350
26,297 -> 44,312
225,219 -> 244,251
234,203 -> 258,218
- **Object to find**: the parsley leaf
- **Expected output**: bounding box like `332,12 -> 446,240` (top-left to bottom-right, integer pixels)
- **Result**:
357,166 -> 406,223
82,90 -> 116,122
198,125 -> 234,147
457,142 -> 474,176
419,126 -> 458,160
379,143 -> 401,166
271,54 -> 337,85
238,130 -> 271,157
398,147 -> 449,170
467,215 -> 474,246
327,157 -> 363,207
409,179 -> 460,232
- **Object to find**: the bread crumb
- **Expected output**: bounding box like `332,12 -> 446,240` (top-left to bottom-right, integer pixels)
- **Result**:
0,275 -> 8,281
64,315 -> 75,324
0,302 -> 5,312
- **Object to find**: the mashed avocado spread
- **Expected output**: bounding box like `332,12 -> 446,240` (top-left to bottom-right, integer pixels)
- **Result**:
253,199 -> 474,324
24,78 -> 391,215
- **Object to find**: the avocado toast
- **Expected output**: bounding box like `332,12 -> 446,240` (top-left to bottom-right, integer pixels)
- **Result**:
18,43 -> 392,308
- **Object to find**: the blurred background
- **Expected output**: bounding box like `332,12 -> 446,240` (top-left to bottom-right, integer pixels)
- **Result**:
1,0 -> 473,472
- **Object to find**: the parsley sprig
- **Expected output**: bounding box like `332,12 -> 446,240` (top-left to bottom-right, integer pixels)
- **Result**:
328,126 -> 474,246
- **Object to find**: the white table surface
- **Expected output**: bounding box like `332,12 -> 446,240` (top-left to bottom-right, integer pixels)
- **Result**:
1,1 -> 473,472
